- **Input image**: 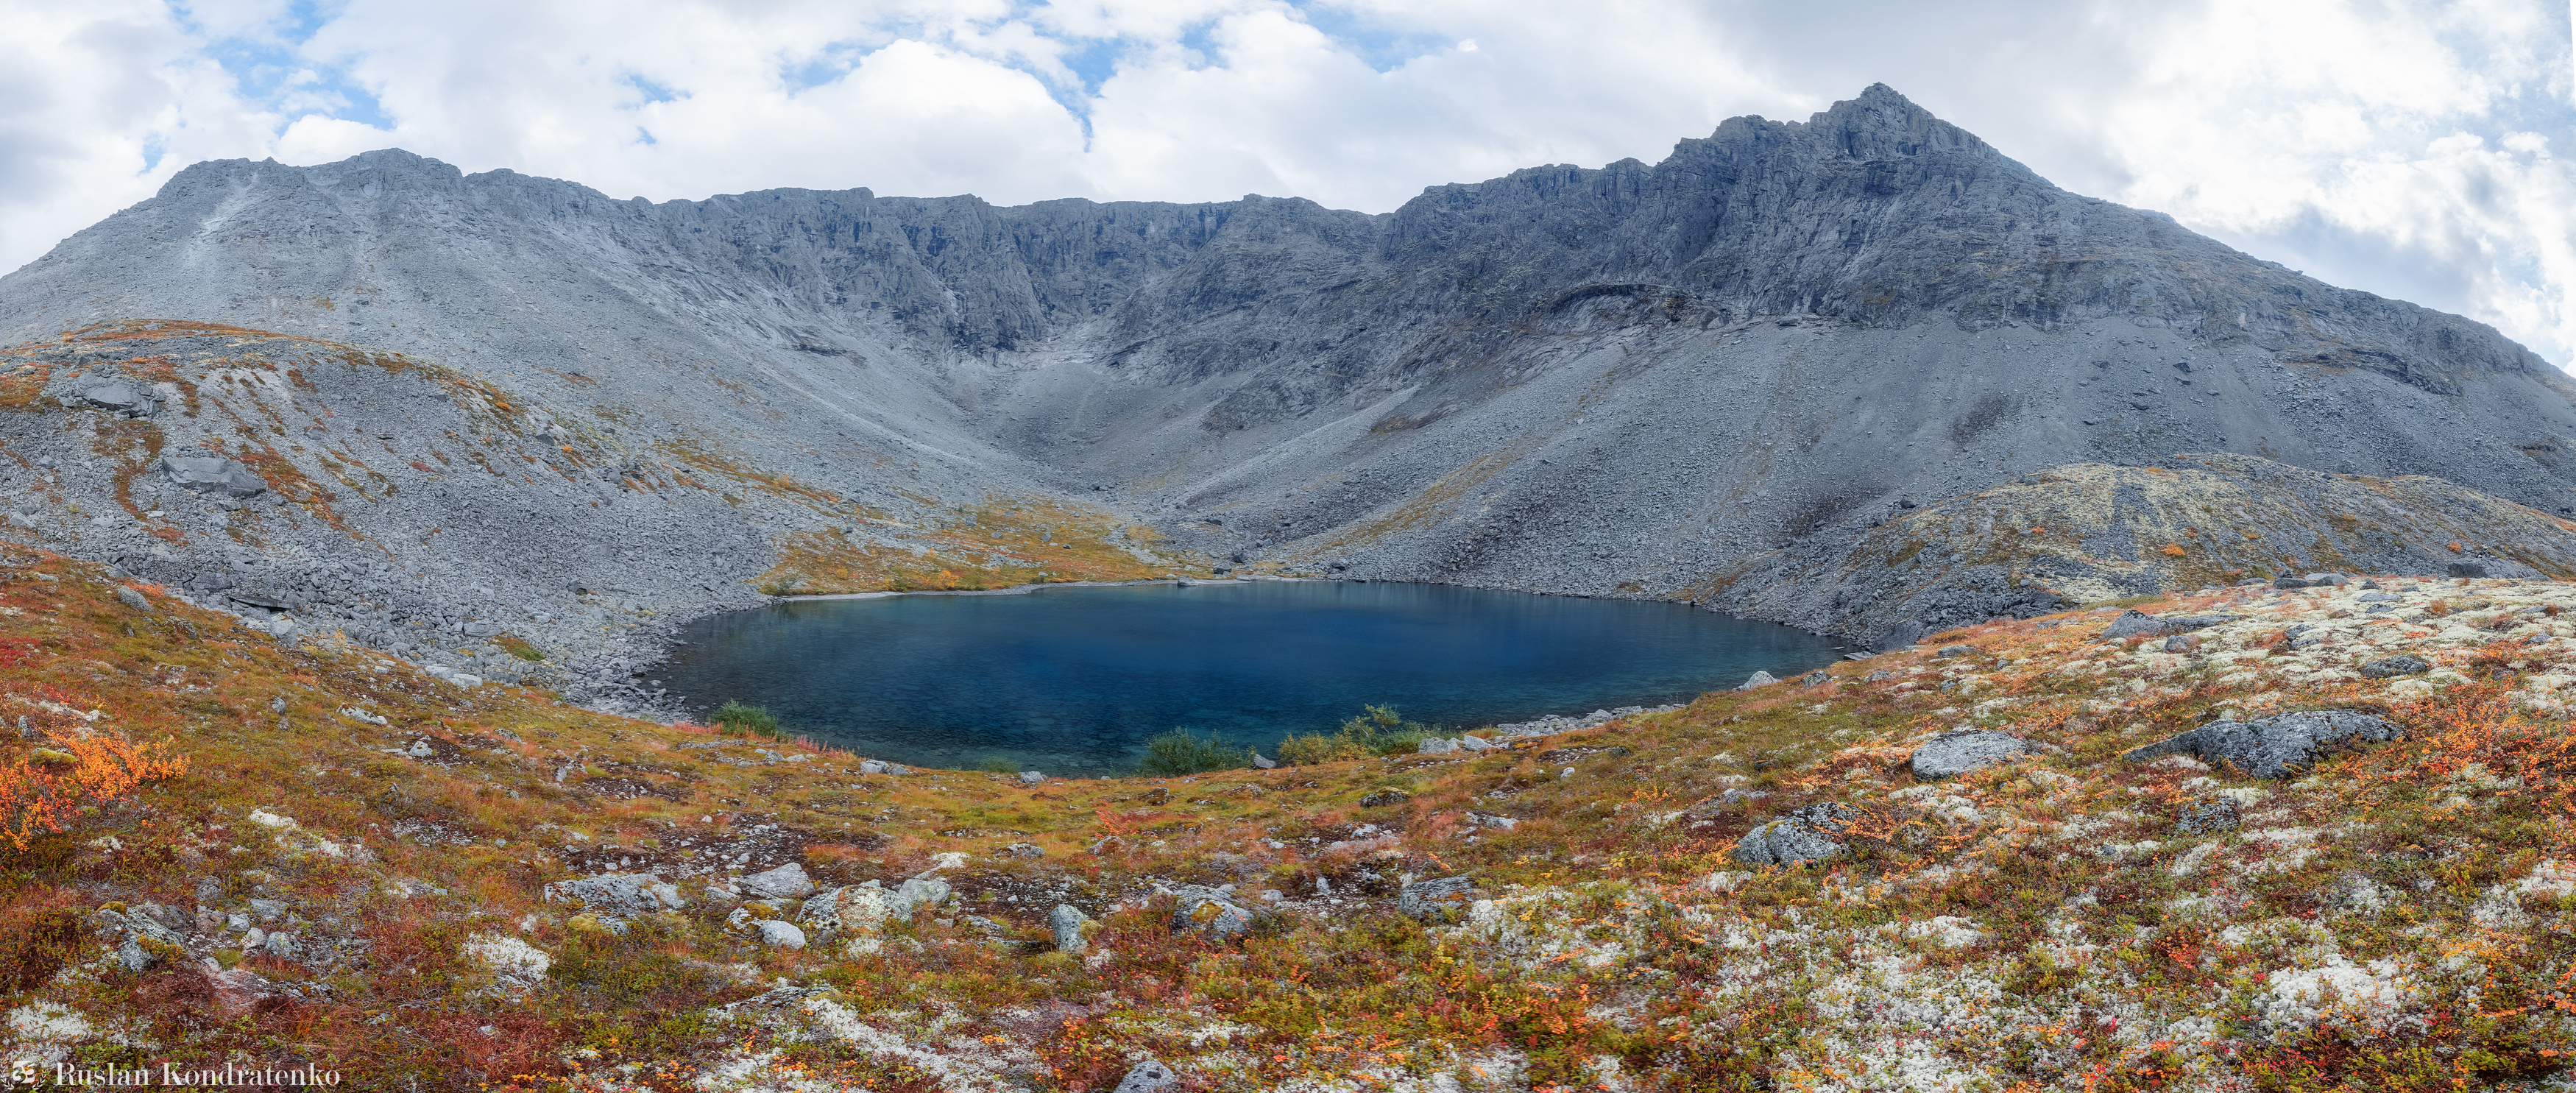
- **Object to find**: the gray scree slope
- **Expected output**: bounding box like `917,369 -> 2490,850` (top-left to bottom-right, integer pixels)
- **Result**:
1,83 -> 2571,690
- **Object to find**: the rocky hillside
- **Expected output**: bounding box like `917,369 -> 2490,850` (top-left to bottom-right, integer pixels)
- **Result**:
1713,451 -> 2576,646
2,545 -> 2575,1090
0,319 -> 1197,705
0,85 -> 2570,643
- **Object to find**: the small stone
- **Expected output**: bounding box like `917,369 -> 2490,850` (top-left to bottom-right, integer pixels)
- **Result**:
740,862 -> 816,900
1359,788 -> 1412,807
1251,752 -> 1277,768
1935,645 -> 1974,658
1800,670 -> 1830,686
115,587 -> 151,613
1017,770 -> 1044,785
1457,735 -> 1492,751
2163,634 -> 2201,653
1738,671 -> 1780,689
2449,562 -> 2488,579
1114,1059 -> 1179,1093
1416,737 -> 1458,755
756,920 -> 807,949
114,939 -> 155,972
1908,730 -> 2039,780
2360,655 -> 2430,679
1048,904 -> 1090,954
2177,797 -> 2240,835
999,842 -> 1045,859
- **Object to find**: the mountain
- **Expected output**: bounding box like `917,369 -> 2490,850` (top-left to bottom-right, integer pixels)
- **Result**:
1,84 -> 2572,673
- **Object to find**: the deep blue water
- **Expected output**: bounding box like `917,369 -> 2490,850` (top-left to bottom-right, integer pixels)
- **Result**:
657,581 -> 1846,776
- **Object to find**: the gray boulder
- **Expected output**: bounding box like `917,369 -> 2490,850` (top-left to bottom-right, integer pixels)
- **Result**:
158,456 -> 268,498
755,920 -> 807,949
2302,573 -> 2351,586
2121,710 -> 2402,779
1397,876 -> 1480,919
1738,671 -> 1779,690
1416,737 -> 1458,755
1114,1059 -> 1179,1093
79,383 -> 155,417
540,872 -> 667,916
895,875 -> 952,915
739,862 -> 816,900
1730,803 -> 1863,866
115,587 -> 152,613
1908,730 -> 2039,779
2449,562 -> 2489,579
1167,885 -> 1252,940
1048,904 -> 1090,954
2360,655 -> 2431,679
2101,610 -> 2232,640
1016,770 -> 1044,785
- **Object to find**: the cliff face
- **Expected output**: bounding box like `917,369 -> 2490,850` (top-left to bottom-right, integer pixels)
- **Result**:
1,85 -> 2572,647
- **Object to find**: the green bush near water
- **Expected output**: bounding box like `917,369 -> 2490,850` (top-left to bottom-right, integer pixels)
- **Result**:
1277,704 -> 1438,765
710,700 -> 783,740
1136,728 -> 1252,776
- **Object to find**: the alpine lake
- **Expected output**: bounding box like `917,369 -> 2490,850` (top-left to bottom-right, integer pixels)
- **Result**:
658,580 -> 1848,777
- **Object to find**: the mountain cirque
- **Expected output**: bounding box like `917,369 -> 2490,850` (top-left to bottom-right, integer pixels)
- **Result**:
2,83 -> 2575,685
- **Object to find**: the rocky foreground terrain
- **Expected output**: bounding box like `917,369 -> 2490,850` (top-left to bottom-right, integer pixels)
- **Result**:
2,547 -> 2575,1089
0,85 -> 2572,669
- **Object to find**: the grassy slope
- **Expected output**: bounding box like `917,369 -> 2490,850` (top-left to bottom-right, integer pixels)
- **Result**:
0,548 -> 2572,1091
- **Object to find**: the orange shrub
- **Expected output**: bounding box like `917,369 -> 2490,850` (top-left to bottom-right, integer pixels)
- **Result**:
2161,542 -> 2187,557
0,732 -> 188,849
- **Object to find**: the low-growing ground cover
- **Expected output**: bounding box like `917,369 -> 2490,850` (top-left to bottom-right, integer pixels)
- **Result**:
0,554 -> 2569,1091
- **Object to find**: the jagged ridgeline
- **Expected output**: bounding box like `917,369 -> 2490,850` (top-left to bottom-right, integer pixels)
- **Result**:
1,84 -> 2572,655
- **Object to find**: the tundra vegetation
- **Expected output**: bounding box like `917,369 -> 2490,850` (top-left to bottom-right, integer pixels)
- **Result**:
0,553 -> 2572,1091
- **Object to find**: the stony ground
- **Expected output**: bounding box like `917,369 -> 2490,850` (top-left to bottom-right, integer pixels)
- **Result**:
1,544 -> 2573,1090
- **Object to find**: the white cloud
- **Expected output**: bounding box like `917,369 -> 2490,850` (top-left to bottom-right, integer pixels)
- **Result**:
0,0 -> 2567,364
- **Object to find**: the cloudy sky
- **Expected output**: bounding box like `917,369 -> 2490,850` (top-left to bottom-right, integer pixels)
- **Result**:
4,0 -> 2572,364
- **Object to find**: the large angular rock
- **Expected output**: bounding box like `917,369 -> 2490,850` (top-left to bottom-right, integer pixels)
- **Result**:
78,383 -> 156,417
2101,610 -> 2232,640
1048,904 -> 1091,954
1908,730 -> 2039,779
1731,803 -> 1863,866
2122,711 -> 2402,779
157,456 -> 267,498
1167,885 -> 1251,940
540,872 -> 666,916
739,862 -> 815,899
1397,876 -> 1480,919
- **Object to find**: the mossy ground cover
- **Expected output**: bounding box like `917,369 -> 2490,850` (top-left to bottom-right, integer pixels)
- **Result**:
0,556 -> 2570,1090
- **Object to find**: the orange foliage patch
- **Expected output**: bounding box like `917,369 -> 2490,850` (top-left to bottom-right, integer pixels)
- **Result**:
0,732 -> 188,849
